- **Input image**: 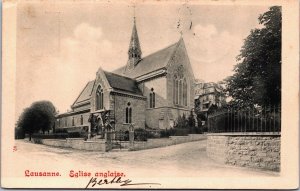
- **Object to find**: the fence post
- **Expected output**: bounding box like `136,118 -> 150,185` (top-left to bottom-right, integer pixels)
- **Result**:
233,108 -> 235,132
260,107 -> 263,132
273,106 -> 276,134
227,108 -> 229,132
236,107 -> 240,132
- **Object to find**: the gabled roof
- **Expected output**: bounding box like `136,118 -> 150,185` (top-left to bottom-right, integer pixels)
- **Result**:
103,71 -> 143,95
72,70 -> 143,108
114,40 -> 180,78
72,80 -> 95,107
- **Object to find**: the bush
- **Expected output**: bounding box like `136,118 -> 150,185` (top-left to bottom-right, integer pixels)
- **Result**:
55,128 -> 68,133
134,128 -> 147,141
68,132 -> 81,138
32,133 -> 68,139
146,130 -> 161,138
160,128 -> 189,137
115,131 -> 129,141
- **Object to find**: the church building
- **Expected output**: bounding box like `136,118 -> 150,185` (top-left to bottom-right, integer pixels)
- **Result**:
56,18 -> 195,132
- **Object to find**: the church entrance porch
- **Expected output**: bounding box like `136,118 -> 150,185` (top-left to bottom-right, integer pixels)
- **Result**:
88,109 -> 114,140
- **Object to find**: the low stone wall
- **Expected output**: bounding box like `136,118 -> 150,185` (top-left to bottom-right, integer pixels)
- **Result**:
129,134 -> 206,151
207,133 -> 280,171
37,138 -> 108,151
34,134 -> 206,152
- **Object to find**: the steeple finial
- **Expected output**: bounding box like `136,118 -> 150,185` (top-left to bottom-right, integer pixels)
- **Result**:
133,4 -> 136,23
125,11 -> 142,71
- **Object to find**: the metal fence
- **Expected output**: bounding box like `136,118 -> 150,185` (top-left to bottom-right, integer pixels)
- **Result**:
207,106 -> 281,133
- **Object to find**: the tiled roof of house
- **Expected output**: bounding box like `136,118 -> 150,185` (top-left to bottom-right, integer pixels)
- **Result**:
103,71 -> 143,95
113,40 -> 180,78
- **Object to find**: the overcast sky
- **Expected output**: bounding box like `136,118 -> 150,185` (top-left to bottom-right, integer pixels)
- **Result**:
16,1 -> 271,116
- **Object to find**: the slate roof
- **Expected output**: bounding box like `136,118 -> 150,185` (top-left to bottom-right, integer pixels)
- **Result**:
103,71 -> 143,95
72,80 -> 95,106
114,40 -> 180,78
72,39 -> 183,108
72,71 -> 143,107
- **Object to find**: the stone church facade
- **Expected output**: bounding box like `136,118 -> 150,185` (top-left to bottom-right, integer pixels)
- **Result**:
56,18 -> 195,132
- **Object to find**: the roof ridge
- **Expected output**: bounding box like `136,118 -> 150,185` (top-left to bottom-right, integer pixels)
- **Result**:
141,41 -> 179,61
71,81 -> 92,107
104,71 -> 137,82
88,80 -> 96,96
165,38 -> 183,68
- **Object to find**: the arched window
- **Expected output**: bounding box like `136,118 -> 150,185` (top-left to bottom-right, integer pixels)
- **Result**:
96,85 -> 104,110
150,88 -> 155,108
80,115 -> 83,125
57,119 -> 60,128
173,78 -> 176,104
183,79 -> 187,106
179,79 -> 183,105
126,102 -> 132,123
65,118 -> 67,127
175,77 -> 178,104
173,75 -> 188,106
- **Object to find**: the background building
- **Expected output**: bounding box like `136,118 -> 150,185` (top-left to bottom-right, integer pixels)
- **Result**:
194,80 -> 226,114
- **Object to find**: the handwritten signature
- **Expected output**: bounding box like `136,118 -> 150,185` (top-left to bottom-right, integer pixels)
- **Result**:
85,176 -> 161,188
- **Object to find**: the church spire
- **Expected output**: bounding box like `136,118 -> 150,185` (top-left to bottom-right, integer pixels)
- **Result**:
126,16 -> 142,71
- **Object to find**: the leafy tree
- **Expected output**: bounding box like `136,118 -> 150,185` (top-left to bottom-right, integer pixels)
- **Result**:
16,101 -> 57,141
226,6 -> 281,108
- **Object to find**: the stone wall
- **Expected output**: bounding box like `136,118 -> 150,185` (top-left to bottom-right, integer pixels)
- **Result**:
206,135 -> 228,163
142,76 -> 167,108
129,134 -> 206,151
207,133 -> 280,171
112,94 -> 146,131
34,134 -> 205,152
37,138 -> 109,151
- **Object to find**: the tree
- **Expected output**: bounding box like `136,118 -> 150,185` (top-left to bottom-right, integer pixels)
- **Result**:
16,101 -> 57,141
226,6 -> 281,108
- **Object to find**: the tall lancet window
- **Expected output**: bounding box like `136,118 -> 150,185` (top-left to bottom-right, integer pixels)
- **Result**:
174,76 -> 179,105
150,88 -> 155,108
126,102 -> 132,123
183,79 -> 188,106
96,85 -> 104,110
173,73 -> 188,106
179,79 -> 183,105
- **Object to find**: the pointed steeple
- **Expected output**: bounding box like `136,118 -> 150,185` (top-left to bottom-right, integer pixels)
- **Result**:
126,17 -> 142,71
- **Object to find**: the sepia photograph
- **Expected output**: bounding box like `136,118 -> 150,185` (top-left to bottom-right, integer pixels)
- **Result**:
1,0 -> 299,189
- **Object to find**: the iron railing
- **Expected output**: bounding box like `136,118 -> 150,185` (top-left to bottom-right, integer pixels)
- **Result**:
207,106 -> 281,133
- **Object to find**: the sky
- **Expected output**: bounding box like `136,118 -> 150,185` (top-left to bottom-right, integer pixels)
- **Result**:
15,1 -> 271,117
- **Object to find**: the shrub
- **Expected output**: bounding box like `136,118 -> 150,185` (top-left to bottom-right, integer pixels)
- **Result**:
115,130 -> 129,141
134,128 -> 147,141
32,133 -> 68,139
